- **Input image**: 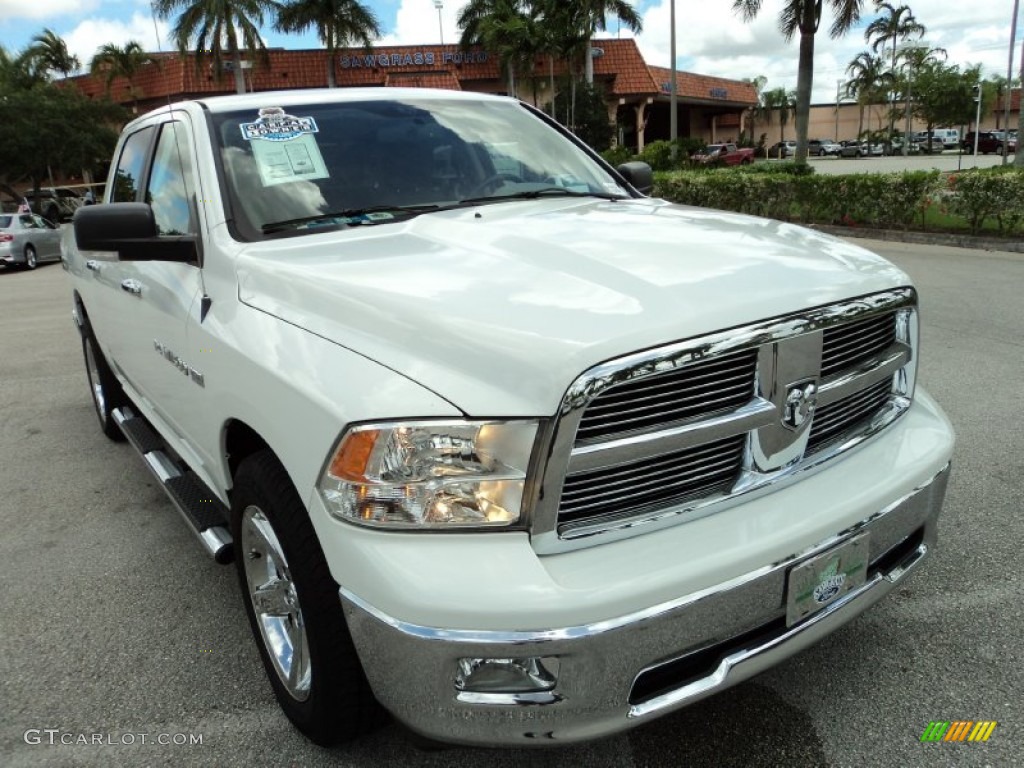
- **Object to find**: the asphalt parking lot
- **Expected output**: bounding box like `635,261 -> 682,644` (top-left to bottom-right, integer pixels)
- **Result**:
803,151 -> 1014,175
1,239 -> 1022,767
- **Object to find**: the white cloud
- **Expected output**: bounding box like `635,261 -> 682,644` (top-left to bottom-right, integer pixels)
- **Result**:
0,0 -> 97,21
378,0 -> 470,47
635,0 -> 1022,103
63,12 -> 171,70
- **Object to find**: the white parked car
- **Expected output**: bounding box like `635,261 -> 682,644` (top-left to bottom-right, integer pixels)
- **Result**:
64,89 -> 954,747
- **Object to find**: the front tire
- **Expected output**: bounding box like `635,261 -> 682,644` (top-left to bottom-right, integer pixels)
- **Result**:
232,451 -> 380,745
82,322 -> 127,441
24,245 -> 37,270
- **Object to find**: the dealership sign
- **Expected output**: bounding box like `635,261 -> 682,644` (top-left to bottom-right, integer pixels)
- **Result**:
340,50 -> 489,69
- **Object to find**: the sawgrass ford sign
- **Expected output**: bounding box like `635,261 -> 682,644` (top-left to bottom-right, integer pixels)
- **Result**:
340,50 -> 489,68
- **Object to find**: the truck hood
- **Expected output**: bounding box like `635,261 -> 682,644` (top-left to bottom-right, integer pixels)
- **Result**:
236,198 -> 909,416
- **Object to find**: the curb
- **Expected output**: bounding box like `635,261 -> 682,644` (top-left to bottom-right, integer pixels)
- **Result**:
810,224 -> 1024,254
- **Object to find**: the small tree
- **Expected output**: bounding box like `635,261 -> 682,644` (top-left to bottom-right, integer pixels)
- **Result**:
90,42 -> 162,111
546,81 -> 613,152
0,84 -> 125,205
912,62 -> 977,147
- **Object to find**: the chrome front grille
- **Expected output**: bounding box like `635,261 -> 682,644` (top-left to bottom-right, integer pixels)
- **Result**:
558,436 -> 745,529
821,313 -> 896,376
532,289 -> 918,553
575,351 -> 757,443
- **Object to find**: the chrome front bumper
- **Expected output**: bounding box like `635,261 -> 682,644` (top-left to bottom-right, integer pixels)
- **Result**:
341,463 -> 950,746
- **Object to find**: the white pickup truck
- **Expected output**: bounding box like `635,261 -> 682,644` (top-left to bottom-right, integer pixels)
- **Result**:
64,89 -> 954,747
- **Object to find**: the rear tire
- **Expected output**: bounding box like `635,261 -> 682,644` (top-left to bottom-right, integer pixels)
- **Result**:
231,450 -> 381,745
82,320 -> 127,441
24,245 -> 37,270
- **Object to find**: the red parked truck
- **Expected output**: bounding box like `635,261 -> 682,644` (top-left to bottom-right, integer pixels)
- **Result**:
693,143 -> 755,165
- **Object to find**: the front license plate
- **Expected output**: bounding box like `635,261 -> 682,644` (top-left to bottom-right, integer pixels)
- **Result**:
786,533 -> 869,627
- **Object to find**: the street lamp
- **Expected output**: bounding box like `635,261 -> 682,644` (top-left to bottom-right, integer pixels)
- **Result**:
433,0 -> 444,46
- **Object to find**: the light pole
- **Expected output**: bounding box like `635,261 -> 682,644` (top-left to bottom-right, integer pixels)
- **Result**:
434,0 -> 444,46
835,79 -> 844,141
1004,0 -> 1019,166
669,0 -> 678,161
150,0 -> 163,51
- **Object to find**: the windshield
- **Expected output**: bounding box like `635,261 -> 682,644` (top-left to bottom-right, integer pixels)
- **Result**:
211,97 -> 629,240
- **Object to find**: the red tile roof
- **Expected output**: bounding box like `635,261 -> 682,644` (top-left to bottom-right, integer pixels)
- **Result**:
66,40 -> 757,109
384,71 -> 462,90
647,65 -> 758,106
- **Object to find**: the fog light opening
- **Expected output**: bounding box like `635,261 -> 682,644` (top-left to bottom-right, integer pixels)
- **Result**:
455,657 -> 559,694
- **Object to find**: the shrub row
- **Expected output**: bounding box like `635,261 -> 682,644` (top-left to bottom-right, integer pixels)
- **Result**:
652,167 -> 1024,236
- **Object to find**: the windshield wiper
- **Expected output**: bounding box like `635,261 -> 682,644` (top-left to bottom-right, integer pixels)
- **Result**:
261,204 -> 443,234
459,188 -> 626,206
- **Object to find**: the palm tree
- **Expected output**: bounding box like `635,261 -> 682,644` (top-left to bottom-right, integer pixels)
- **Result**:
734,0 -> 866,165
845,51 -> 887,141
530,1 -> 590,118
865,2 -> 925,149
0,46 -> 46,89
24,28 -> 80,79
274,0 -> 380,88
154,0 -> 281,94
90,42 -> 162,111
743,75 -> 769,144
570,0 -> 642,85
458,0 -> 538,96
762,86 -> 795,145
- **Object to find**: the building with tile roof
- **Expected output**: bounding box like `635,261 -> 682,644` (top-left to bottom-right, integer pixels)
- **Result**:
69,38 -> 758,151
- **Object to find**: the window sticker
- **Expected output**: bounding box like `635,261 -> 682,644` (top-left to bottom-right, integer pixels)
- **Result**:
242,108 -> 330,187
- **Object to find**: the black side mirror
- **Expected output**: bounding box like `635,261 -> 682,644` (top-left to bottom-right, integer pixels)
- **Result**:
617,161 -> 654,196
73,203 -> 197,262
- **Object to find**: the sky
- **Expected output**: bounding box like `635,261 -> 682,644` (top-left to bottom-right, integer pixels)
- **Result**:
0,0 -> 1020,103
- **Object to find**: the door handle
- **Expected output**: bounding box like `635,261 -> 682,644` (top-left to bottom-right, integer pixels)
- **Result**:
120,279 -> 143,295
85,259 -> 101,272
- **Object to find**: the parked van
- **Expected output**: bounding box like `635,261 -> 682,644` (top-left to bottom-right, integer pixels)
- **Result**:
914,129 -> 959,150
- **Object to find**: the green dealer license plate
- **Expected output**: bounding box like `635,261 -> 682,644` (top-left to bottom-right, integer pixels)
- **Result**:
786,533 -> 869,626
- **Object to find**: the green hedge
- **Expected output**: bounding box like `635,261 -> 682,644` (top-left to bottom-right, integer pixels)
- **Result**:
653,168 -> 1024,236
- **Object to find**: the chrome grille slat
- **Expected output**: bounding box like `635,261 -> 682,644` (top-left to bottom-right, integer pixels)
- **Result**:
821,314 -> 896,376
587,361 -> 755,403
583,371 -> 753,413
559,459 -> 741,513
558,436 -> 744,523
580,392 -> 756,433
561,450 -> 740,503
807,379 -> 892,453
823,333 -> 897,373
575,350 -> 757,442
822,316 -> 893,352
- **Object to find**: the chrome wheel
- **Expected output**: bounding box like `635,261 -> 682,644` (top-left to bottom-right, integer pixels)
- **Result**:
241,505 -> 311,701
25,246 -> 37,269
84,340 -> 106,420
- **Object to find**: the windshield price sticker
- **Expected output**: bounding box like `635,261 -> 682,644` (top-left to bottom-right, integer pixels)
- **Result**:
242,108 -> 330,187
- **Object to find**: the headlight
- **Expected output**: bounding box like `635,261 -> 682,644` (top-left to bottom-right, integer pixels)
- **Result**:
318,421 -> 538,529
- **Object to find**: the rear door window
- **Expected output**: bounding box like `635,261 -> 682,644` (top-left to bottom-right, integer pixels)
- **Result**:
111,126 -> 156,203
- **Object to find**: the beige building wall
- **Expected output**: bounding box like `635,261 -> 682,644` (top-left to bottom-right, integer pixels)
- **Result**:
750,101 -> 1021,145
